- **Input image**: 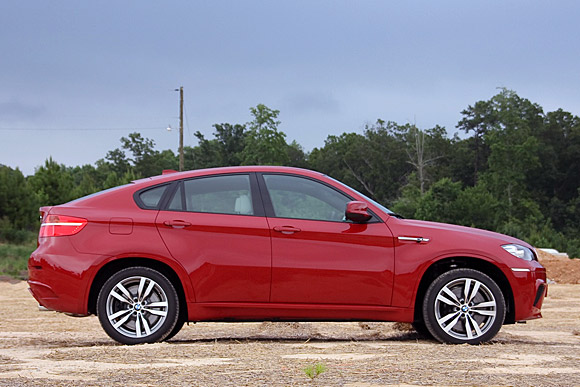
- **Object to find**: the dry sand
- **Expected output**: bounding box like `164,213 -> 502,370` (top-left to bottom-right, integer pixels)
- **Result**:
0,253 -> 579,386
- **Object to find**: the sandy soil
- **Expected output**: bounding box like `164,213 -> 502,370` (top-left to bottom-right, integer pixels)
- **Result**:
537,249 -> 580,284
1,276 -> 579,386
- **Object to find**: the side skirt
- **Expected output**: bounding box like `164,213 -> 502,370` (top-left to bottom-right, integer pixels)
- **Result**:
186,302 -> 413,323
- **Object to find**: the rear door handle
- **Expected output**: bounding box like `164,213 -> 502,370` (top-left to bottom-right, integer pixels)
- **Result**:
163,220 -> 192,228
273,225 -> 301,234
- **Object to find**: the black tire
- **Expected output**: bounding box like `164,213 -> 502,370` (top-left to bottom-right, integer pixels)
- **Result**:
164,311 -> 186,341
422,268 -> 506,344
97,267 -> 179,345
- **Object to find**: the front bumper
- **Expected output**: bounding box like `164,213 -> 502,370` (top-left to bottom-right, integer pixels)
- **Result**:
510,264 -> 547,321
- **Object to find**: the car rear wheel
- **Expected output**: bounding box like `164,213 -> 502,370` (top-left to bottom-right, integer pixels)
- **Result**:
97,267 -> 179,345
422,268 -> 505,344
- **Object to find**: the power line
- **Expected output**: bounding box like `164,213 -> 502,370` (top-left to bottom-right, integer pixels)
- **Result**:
0,127 -> 164,132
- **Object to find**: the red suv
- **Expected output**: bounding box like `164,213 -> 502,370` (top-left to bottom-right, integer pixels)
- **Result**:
28,166 -> 547,344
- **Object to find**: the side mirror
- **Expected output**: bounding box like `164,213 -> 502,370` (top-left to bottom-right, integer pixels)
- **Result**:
345,201 -> 372,223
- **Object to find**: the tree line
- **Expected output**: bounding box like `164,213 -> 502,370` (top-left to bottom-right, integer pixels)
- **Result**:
1,89 -> 579,257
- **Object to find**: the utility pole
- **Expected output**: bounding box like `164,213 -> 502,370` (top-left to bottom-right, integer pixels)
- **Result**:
178,86 -> 184,171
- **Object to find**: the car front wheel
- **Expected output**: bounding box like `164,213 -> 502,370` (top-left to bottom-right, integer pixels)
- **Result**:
97,267 -> 179,345
422,268 -> 506,344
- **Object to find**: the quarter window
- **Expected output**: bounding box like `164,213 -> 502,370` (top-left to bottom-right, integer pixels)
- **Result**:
263,174 -> 351,221
168,174 -> 253,215
138,185 -> 168,209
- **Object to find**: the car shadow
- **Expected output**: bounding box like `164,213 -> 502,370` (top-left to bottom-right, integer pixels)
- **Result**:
168,330 -> 433,344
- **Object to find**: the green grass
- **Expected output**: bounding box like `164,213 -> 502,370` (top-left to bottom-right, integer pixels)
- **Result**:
304,363 -> 327,381
0,242 -> 36,279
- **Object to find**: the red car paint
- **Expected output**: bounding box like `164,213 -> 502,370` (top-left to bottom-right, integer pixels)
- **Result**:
28,166 -> 547,344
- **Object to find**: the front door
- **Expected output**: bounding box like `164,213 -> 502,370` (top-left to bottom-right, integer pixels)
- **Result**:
260,173 -> 395,306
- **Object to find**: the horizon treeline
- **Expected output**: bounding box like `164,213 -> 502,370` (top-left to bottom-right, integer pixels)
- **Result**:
1,89 -> 579,257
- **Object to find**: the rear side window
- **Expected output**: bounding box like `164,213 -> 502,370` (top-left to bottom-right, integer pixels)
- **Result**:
168,174 -> 253,215
138,185 -> 169,209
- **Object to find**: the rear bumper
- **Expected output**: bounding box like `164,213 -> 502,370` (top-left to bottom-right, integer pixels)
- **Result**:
28,238 -> 104,316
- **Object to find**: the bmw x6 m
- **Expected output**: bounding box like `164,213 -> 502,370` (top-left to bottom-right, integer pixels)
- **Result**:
28,166 -> 547,344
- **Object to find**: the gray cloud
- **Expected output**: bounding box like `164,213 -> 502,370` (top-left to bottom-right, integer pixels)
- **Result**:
0,100 -> 46,121
282,91 -> 340,116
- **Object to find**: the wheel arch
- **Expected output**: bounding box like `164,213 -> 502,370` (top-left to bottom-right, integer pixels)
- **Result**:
413,257 -> 515,325
88,257 -> 188,320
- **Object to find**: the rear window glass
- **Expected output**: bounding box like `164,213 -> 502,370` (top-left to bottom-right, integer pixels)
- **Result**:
138,185 -> 168,209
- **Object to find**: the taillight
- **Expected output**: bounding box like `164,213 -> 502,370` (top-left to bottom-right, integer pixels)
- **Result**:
39,215 -> 88,237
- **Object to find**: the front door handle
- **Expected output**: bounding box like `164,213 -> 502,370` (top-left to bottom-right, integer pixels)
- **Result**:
163,220 -> 192,228
273,225 -> 301,234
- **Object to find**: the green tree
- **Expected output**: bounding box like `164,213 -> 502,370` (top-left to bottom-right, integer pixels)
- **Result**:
29,157 -> 75,206
104,148 -> 131,177
0,165 -> 39,242
120,132 -> 161,178
241,104 -> 290,165
479,91 -> 543,222
70,164 -> 103,198
456,99 -> 496,184
213,123 -> 247,165
189,134 -> 221,169
415,178 -> 463,224
310,120 -> 411,205
191,123 -> 247,168
287,140 -> 308,168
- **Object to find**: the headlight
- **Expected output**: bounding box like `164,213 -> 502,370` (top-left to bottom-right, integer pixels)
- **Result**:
502,244 -> 535,261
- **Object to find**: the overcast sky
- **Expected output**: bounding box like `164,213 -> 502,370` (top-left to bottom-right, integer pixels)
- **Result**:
1,1 -> 579,176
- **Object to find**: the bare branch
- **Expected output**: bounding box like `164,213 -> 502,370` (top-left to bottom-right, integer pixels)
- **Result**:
343,159 -> 375,196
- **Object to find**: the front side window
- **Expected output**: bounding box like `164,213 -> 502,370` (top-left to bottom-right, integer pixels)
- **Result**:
263,174 -> 351,221
168,174 -> 253,215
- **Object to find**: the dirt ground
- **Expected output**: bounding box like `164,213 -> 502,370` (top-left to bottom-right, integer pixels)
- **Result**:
537,249 -> 580,284
1,255 -> 579,386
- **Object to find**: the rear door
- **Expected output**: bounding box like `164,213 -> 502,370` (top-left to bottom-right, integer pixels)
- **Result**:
156,173 -> 272,303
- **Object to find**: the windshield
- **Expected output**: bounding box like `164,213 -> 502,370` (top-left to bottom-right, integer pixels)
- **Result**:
326,176 -> 395,215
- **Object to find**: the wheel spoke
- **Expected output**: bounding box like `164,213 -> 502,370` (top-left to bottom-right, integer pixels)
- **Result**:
436,294 -> 458,307
112,311 -> 133,329
116,283 -> 134,301
463,279 -> 472,303
472,300 -> 496,309
146,301 -> 168,308
110,290 -> 132,304
135,313 -> 142,337
441,286 -> 461,306
137,277 -> 146,300
437,311 -> 460,325
142,280 -> 156,300
467,314 -> 483,337
464,315 -> 473,339
472,309 -> 496,317
108,308 -> 132,321
467,281 -> 481,303
143,308 -> 167,317
442,313 -> 462,333
140,314 -> 152,335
